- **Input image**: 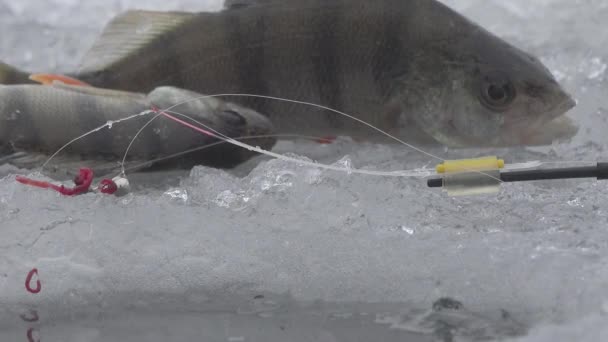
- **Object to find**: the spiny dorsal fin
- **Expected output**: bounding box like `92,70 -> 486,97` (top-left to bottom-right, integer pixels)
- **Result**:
78,10 -> 196,75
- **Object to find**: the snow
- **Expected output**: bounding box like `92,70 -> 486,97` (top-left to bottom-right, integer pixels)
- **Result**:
1,0 -> 608,341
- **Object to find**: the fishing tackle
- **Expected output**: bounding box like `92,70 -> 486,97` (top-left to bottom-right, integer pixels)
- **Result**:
427,156 -> 608,196
16,168 -> 93,196
15,168 -> 129,196
6,90 -> 589,199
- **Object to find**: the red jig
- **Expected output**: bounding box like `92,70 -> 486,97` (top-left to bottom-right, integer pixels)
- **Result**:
19,310 -> 39,323
99,178 -> 118,194
16,168 -> 93,196
16,167 -> 119,196
25,268 -> 41,294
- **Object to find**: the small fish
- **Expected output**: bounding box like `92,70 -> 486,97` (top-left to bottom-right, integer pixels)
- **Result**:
1,0 -> 577,151
0,83 -> 276,175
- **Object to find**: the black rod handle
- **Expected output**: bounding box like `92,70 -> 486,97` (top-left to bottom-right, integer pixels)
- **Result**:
427,163 -> 608,188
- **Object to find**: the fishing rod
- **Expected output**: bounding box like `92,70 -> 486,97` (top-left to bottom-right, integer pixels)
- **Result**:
426,156 -> 608,196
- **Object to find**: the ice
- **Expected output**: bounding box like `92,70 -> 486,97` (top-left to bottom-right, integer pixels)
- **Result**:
1,0 -> 608,341
506,314 -> 608,342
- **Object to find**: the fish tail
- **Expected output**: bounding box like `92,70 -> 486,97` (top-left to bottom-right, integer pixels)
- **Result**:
0,61 -> 34,85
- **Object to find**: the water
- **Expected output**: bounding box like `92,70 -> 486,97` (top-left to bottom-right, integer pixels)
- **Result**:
1,0 -> 608,341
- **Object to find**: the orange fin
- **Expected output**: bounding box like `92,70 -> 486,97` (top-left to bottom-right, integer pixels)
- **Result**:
29,73 -> 91,87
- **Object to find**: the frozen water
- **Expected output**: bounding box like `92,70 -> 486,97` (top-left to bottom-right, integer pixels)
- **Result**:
1,0 -> 608,341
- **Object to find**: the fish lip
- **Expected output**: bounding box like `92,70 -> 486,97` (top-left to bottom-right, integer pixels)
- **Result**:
520,115 -> 579,145
501,88 -> 577,145
547,92 -> 577,121
527,91 -> 577,140
502,112 -> 579,146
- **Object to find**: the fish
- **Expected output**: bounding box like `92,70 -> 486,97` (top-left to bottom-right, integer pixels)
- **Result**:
0,83 -> 276,177
0,0 -> 577,151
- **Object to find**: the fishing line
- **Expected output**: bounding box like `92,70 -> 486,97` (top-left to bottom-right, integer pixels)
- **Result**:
40,94 -> 432,180
41,110 -> 154,170
153,93 -> 446,162
40,92 -> 591,189
156,109 -> 433,178
123,134 -> 347,172
144,94 -> 606,185
119,109 -> 167,175
119,93 -> 502,183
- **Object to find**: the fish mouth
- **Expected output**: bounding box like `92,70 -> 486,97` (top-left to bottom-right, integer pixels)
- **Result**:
547,91 -> 577,121
528,91 -> 578,144
499,87 -> 578,146
508,105 -> 578,146
519,115 -> 579,146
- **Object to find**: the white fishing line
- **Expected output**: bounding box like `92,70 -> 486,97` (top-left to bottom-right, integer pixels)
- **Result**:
126,94 -> 596,183
41,110 -> 154,170
41,92 -> 581,185
119,109 -> 165,175
40,93 -> 434,181
153,93 -> 447,162
123,134 -> 358,172
156,109 -> 433,178
120,94 -> 501,182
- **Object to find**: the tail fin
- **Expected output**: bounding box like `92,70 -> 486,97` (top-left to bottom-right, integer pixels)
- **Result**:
0,61 -> 33,85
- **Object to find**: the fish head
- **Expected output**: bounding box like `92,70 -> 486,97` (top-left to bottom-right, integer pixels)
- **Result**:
149,86 -> 276,143
193,102 -> 277,168
224,101 -> 277,148
401,13 -> 577,147
148,87 -> 276,168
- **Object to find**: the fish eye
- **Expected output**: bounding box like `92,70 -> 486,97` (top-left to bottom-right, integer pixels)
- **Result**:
479,72 -> 516,111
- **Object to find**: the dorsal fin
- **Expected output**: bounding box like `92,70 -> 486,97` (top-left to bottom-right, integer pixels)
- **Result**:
78,10 -> 196,75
